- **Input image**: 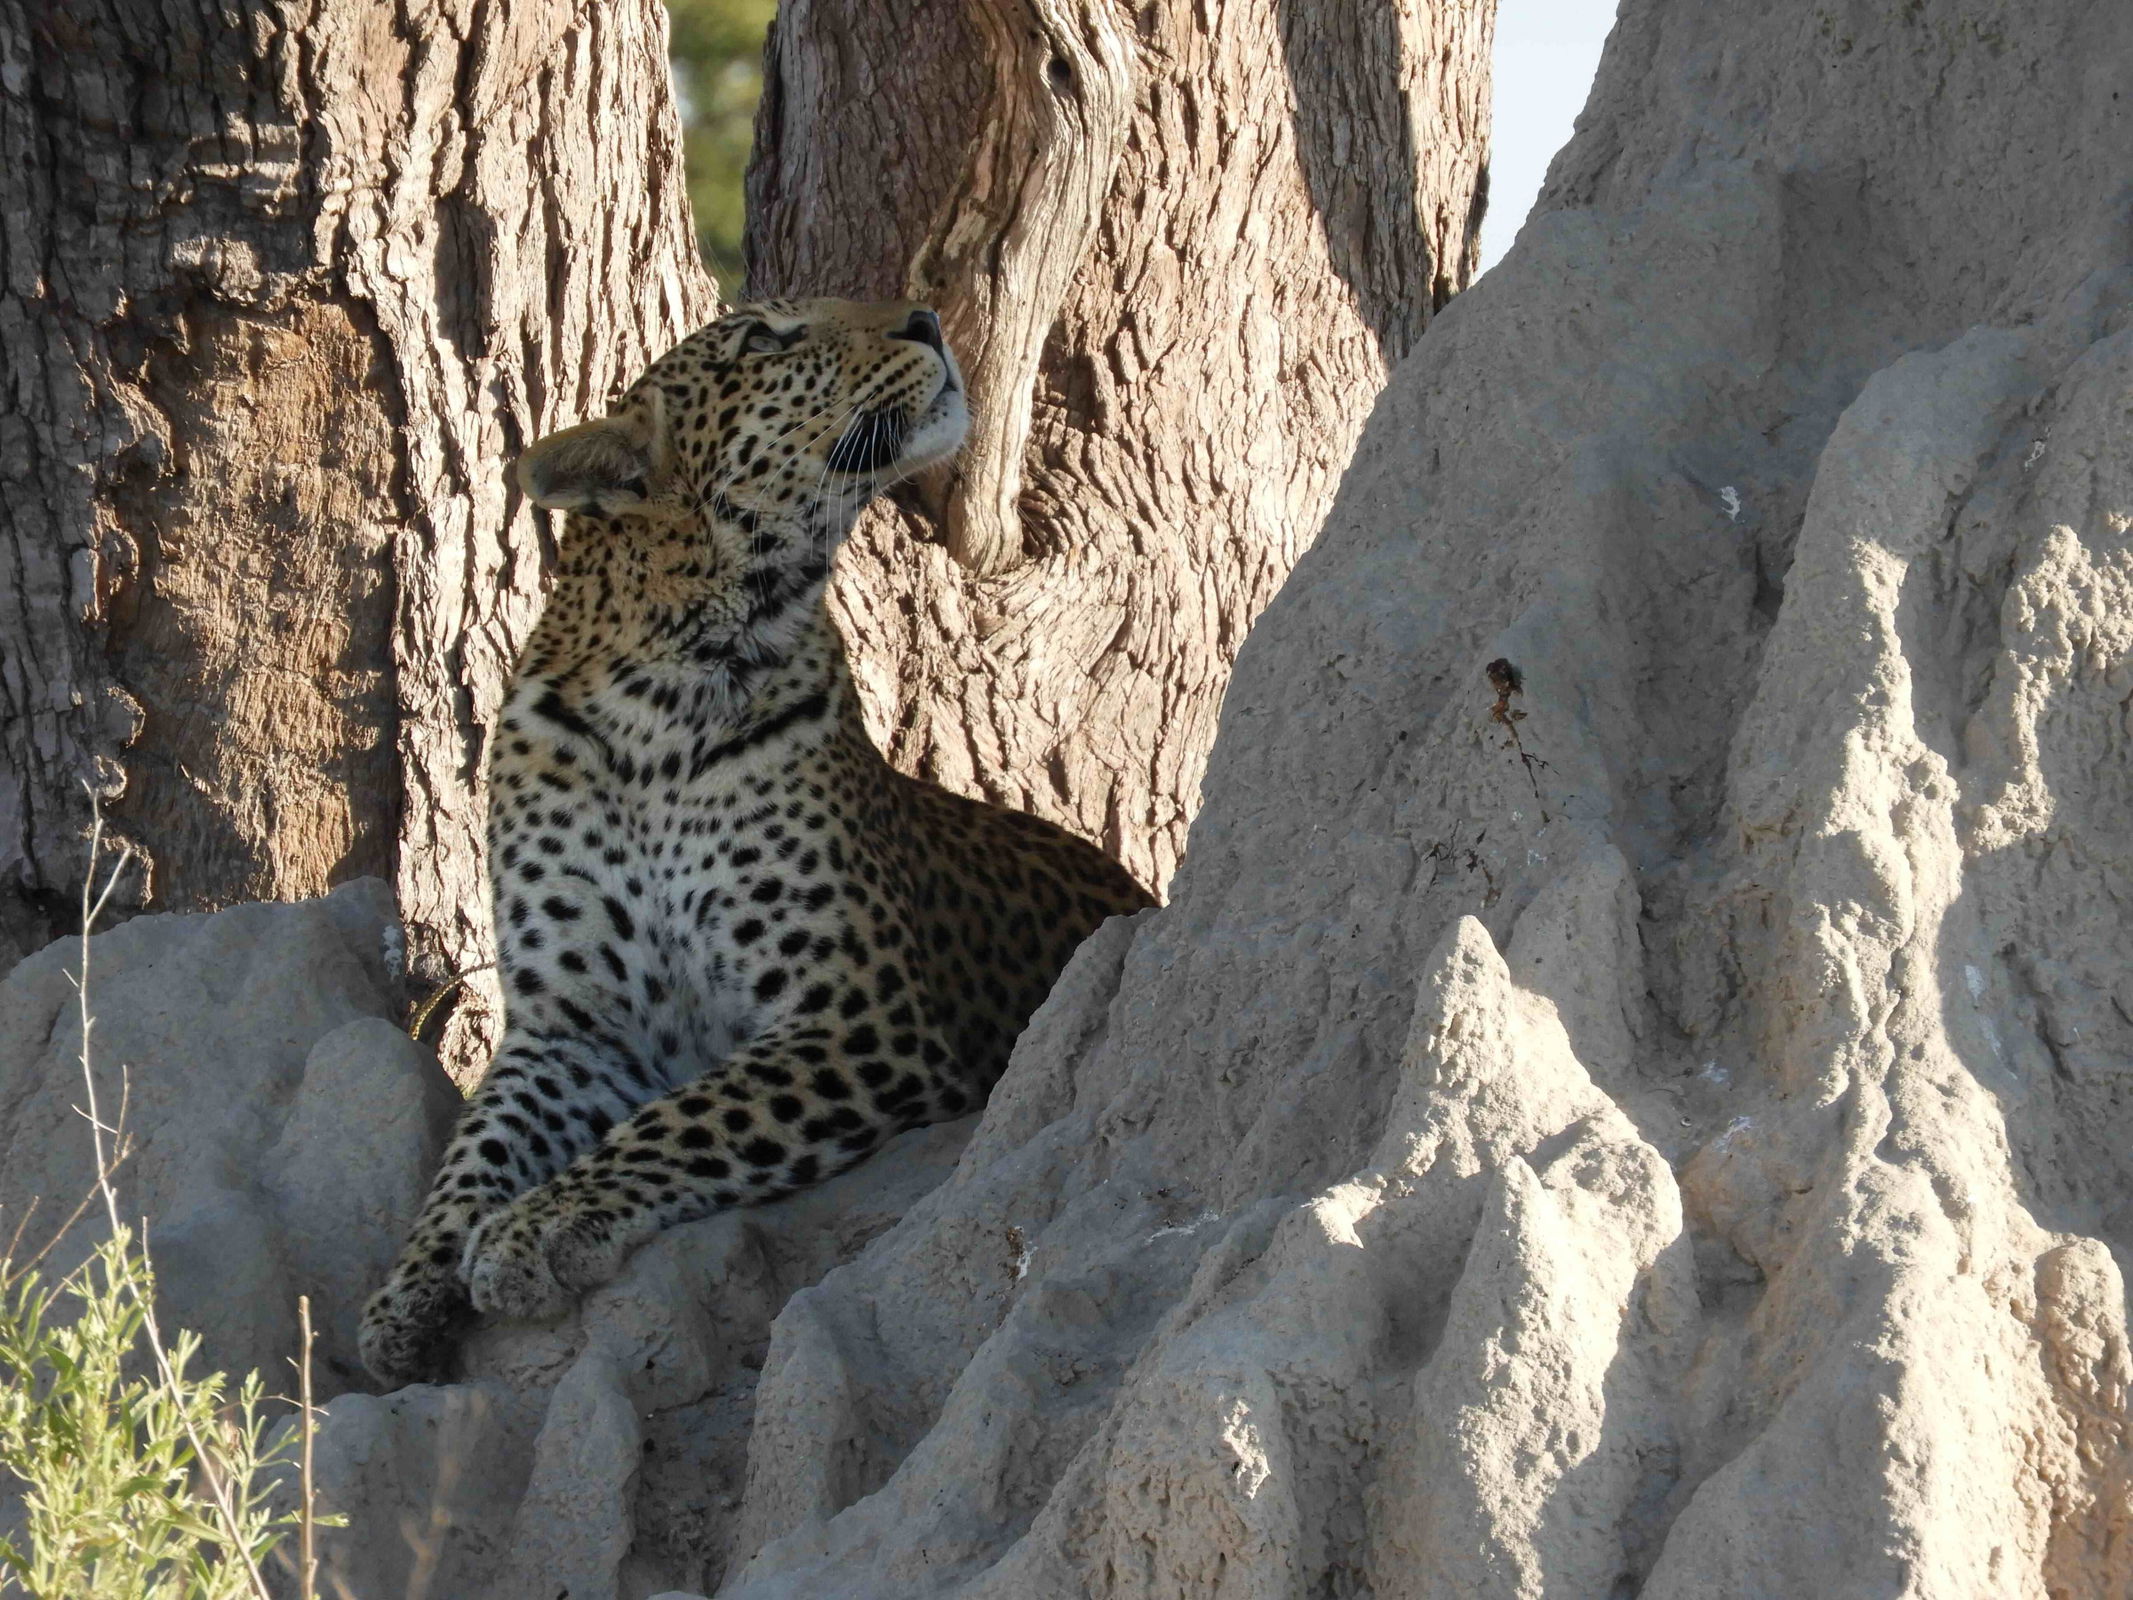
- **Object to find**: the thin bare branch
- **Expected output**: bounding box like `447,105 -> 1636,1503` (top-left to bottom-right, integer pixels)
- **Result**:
74,790 -> 278,1600
299,1293 -> 319,1600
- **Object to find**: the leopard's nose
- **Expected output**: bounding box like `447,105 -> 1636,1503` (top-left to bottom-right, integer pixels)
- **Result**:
888,308 -> 944,354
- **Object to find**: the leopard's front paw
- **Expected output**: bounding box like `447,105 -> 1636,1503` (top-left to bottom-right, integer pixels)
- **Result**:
463,1189 -> 631,1321
543,1210 -> 634,1294
359,1263 -> 469,1388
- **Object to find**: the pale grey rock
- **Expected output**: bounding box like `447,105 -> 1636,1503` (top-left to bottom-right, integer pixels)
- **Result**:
289,1380 -> 541,1600
0,879 -> 455,1399
290,1120 -> 974,1600
264,1017 -> 463,1381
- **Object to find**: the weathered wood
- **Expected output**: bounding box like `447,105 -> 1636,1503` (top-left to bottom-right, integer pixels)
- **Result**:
0,0 -> 714,1068
750,0 -> 1495,891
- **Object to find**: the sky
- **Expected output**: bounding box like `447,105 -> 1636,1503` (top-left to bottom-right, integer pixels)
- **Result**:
1477,0 -> 1621,272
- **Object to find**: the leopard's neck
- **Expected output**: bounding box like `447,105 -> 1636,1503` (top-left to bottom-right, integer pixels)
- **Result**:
506,495 -> 863,761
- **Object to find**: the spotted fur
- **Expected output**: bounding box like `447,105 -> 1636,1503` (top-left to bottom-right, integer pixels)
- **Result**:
359,299 -> 1151,1385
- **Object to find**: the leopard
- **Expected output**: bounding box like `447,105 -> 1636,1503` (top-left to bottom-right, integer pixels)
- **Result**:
359,298 -> 1152,1386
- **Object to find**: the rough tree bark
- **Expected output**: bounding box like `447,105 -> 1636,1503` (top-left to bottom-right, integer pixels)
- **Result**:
0,0 -> 714,1056
749,0 -> 1495,891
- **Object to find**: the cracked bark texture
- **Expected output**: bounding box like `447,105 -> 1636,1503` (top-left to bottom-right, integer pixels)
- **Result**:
749,0 -> 1495,893
0,0 -> 713,1064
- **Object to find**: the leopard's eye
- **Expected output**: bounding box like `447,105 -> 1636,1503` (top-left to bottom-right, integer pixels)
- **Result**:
743,323 -> 788,355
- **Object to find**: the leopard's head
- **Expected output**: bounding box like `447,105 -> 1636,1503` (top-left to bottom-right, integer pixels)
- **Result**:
516,298 -> 968,532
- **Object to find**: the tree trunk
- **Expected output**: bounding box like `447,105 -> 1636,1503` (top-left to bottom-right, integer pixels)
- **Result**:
0,0 -> 714,1059
748,0 -> 1494,891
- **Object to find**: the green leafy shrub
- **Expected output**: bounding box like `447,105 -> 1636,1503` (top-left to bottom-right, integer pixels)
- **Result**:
666,0 -> 778,290
0,822 -> 329,1600
0,1228 -> 299,1600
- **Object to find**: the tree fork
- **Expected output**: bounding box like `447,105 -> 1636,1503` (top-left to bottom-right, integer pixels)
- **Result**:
748,0 -> 1495,891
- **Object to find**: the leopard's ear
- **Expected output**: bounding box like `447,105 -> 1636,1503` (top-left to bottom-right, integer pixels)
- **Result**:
516,389 -> 667,515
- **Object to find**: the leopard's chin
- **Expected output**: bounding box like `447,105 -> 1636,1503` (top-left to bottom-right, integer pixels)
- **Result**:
893,384 -> 969,476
